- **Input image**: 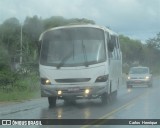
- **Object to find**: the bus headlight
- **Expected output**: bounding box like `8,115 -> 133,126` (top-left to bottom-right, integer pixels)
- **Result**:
95,75 -> 108,82
58,90 -> 62,95
85,89 -> 90,94
41,78 -> 51,85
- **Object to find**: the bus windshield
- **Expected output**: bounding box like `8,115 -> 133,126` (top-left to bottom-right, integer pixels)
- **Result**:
40,27 -> 106,67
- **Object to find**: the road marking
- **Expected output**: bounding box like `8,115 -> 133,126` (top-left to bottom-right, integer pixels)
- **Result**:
124,103 -> 135,110
81,91 -> 148,128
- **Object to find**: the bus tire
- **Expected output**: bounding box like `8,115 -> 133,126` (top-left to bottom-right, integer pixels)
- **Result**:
48,97 -> 56,108
112,90 -> 117,100
101,92 -> 109,105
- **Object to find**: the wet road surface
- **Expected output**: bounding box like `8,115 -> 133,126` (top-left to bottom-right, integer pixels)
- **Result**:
0,76 -> 160,128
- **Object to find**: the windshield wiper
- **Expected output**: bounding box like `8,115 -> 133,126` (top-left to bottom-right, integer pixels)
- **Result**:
56,51 -> 72,69
81,40 -> 89,67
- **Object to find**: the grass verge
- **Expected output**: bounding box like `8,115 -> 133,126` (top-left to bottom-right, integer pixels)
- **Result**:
0,72 -> 41,102
0,89 -> 40,102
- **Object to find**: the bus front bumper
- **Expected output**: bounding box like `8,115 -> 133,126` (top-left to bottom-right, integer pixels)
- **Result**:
41,83 -> 108,99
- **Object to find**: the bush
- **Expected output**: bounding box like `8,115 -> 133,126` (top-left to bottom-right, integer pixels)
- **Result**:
0,69 -> 40,92
0,71 -> 40,101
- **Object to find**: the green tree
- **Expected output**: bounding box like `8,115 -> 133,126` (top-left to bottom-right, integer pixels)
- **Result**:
146,32 -> 160,49
23,15 -> 44,67
67,18 -> 95,25
0,17 -> 21,71
146,32 -> 160,66
43,16 -> 67,29
119,35 -> 143,64
43,17 -> 95,30
0,43 -> 10,70
23,15 -> 44,42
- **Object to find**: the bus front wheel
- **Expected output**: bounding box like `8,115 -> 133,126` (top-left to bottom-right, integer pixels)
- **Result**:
48,97 -> 56,108
101,93 -> 109,105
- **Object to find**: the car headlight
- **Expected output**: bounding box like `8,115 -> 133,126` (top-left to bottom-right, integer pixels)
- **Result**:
95,75 -> 108,82
145,76 -> 150,80
41,78 -> 51,85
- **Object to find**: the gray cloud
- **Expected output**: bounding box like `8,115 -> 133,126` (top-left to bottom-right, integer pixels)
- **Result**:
0,0 -> 160,41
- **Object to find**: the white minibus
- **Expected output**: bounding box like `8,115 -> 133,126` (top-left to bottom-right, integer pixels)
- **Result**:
39,24 -> 122,107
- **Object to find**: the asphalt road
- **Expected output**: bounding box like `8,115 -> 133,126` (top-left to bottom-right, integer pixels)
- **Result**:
0,76 -> 160,128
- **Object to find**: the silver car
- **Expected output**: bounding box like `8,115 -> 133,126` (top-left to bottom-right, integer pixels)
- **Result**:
126,67 -> 153,88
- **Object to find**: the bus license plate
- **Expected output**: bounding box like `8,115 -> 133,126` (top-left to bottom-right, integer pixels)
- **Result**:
68,87 -> 80,92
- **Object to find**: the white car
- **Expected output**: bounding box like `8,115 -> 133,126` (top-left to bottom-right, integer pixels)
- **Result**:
126,67 -> 153,88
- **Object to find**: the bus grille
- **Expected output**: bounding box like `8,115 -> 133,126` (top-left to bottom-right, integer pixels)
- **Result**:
55,78 -> 91,83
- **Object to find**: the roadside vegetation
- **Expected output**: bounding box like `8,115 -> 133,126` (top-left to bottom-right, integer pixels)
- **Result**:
0,15 -> 160,101
0,71 -> 40,101
120,34 -> 160,74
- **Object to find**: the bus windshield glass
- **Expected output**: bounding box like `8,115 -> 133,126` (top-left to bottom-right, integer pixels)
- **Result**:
40,27 -> 106,67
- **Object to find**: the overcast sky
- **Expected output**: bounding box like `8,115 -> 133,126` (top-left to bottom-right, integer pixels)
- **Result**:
0,0 -> 160,42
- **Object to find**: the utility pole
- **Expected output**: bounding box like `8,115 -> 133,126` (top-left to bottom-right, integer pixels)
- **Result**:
20,24 -> 23,64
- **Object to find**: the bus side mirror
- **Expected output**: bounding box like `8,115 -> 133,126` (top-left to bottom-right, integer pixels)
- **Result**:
108,40 -> 114,52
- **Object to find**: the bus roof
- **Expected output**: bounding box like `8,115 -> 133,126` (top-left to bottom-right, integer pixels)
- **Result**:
39,24 -> 118,41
